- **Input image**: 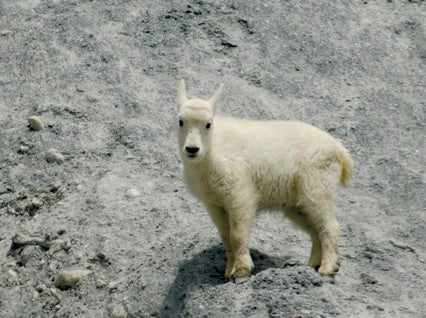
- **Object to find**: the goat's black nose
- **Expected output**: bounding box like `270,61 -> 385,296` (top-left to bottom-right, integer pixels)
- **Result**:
185,147 -> 199,154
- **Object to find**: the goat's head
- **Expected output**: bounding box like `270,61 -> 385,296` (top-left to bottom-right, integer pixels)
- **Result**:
177,79 -> 223,163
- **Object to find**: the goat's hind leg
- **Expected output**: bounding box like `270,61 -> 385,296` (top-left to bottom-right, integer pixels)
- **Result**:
317,211 -> 340,275
295,163 -> 342,275
303,202 -> 340,276
282,207 -> 322,271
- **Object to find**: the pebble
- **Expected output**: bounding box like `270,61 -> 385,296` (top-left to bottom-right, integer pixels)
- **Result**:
50,181 -> 62,192
76,84 -> 90,92
45,148 -> 65,163
95,278 -> 107,289
7,269 -> 19,285
36,284 -> 47,293
18,145 -> 30,153
50,287 -> 60,299
20,245 -> 36,266
125,188 -> 141,198
0,30 -> 12,36
234,276 -> 250,284
0,238 -> 12,263
86,93 -> 99,102
108,281 -> 119,293
47,239 -> 71,256
109,305 -> 127,318
31,197 -> 43,208
55,269 -> 91,288
8,269 -> 18,277
28,116 -> 44,131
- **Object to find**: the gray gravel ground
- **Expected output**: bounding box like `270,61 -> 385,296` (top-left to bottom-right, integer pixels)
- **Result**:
0,0 -> 425,317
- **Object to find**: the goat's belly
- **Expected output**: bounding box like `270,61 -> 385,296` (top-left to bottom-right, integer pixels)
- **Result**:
254,174 -> 293,210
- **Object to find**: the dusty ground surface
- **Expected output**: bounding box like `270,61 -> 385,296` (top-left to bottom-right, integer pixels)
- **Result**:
0,0 -> 425,317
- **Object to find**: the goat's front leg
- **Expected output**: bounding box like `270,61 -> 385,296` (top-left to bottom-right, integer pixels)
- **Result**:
206,204 -> 234,278
227,203 -> 255,279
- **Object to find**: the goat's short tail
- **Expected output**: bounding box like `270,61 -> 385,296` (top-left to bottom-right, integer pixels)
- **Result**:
336,145 -> 353,187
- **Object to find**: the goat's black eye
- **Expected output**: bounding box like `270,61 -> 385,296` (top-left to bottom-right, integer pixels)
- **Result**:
179,120 -> 183,127
206,123 -> 211,129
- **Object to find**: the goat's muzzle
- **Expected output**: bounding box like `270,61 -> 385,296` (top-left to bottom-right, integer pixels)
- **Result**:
185,146 -> 200,157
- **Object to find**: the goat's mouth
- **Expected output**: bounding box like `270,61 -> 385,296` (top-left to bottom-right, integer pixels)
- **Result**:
187,154 -> 198,158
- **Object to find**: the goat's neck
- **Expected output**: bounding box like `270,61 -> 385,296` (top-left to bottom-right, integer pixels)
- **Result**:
183,150 -> 215,176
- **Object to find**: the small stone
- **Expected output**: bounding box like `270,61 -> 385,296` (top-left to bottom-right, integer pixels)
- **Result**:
45,148 -> 65,163
32,290 -> 39,299
18,145 -> 30,153
50,181 -> 62,192
95,278 -> 107,289
221,39 -> 237,48
234,276 -> 250,284
57,186 -> 67,198
48,263 -> 57,274
125,188 -> 140,198
367,304 -> 384,311
8,269 -> 18,277
28,116 -> 44,131
109,305 -> 127,318
47,239 -> 71,256
36,284 -> 47,293
7,269 -> 19,285
0,238 -> 12,263
20,245 -> 36,266
108,281 -> 119,293
49,287 -> 59,299
76,84 -> 90,92
0,30 -> 12,36
55,269 -> 91,288
86,94 -> 99,102
31,198 -> 43,208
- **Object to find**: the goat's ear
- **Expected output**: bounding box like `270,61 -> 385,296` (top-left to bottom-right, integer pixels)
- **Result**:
209,83 -> 224,113
178,79 -> 187,109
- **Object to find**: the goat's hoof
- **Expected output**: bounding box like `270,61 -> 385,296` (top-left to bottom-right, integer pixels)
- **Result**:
308,261 -> 321,271
231,267 -> 252,279
318,263 -> 340,276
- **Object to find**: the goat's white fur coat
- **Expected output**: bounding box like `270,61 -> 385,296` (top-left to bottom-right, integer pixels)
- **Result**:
177,80 -> 353,278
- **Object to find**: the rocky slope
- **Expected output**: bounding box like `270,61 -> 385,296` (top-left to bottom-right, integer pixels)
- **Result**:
0,0 -> 425,317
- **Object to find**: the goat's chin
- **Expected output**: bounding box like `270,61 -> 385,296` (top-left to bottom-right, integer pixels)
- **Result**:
183,154 -> 204,164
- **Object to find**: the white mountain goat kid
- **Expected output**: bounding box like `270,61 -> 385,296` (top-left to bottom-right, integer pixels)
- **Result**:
177,80 -> 353,278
